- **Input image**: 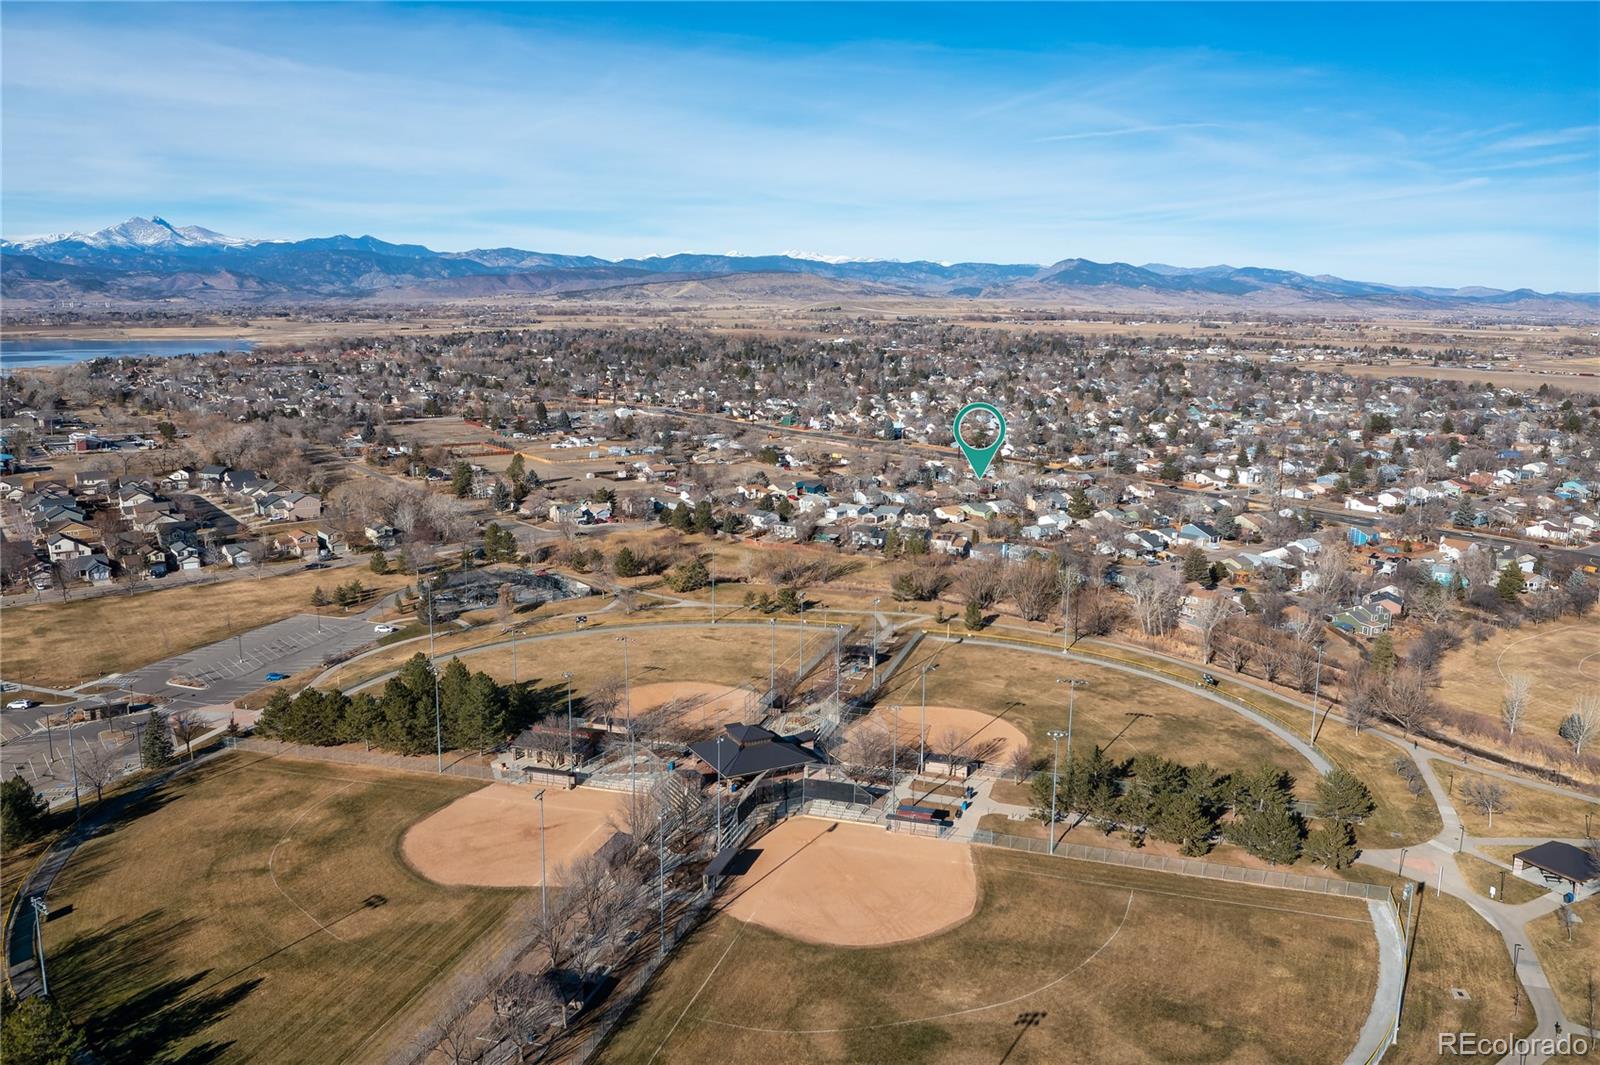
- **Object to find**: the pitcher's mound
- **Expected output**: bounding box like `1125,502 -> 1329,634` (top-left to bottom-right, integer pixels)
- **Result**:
721,818 -> 977,946
402,783 -> 626,888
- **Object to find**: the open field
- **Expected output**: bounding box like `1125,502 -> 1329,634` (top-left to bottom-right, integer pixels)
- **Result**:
1436,618 -> 1600,741
1525,898 -> 1600,1030
883,641 -> 1318,792
1,567 -> 411,689
1447,769 -> 1599,837
44,753 -> 519,1064
402,782 -> 626,888
598,842 -> 1379,1065
1392,892 -> 1534,1063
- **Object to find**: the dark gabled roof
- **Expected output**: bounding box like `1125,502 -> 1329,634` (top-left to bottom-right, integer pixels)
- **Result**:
1515,841 -> 1600,884
687,723 -> 824,779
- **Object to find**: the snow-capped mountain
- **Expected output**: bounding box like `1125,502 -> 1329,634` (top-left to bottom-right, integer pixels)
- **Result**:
10,216 -> 255,251
2,216 -> 1594,315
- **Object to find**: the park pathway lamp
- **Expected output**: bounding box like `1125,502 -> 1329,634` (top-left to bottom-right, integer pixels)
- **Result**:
30,896 -> 50,996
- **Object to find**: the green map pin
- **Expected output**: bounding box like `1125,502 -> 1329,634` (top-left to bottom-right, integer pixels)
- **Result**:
953,401 -> 1006,478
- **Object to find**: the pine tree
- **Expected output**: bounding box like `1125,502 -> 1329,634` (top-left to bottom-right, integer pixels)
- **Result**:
0,774 -> 50,845
369,549 -> 390,575
1312,768 -> 1376,825
613,546 -> 644,578
140,710 -> 175,768
1,995 -> 86,1065
964,599 -> 984,630
1496,562 -> 1526,602
506,452 -> 526,485
1226,800 -> 1304,864
1153,790 -> 1217,856
1067,488 -> 1093,520
1181,547 -> 1210,583
1305,821 -> 1358,869
1369,633 -> 1397,676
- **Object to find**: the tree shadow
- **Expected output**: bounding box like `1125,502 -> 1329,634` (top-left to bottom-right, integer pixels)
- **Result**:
55,908 -> 258,1063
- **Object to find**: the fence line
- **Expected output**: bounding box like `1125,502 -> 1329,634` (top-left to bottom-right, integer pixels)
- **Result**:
970,828 -> 1389,900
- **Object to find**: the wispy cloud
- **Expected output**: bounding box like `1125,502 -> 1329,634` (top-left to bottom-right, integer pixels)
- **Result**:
1033,122 -> 1223,142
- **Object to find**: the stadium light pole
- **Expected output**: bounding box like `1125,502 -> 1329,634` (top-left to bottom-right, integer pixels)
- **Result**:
769,618 -> 776,696
1047,729 -> 1069,855
67,721 -> 80,819
890,704 -> 902,793
616,636 -> 634,802
533,788 -> 548,921
871,599 -> 882,689
709,553 -> 716,622
918,662 -> 940,772
658,812 -> 667,956
713,735 -> 726,851
429,601 -> 443,774
834,626 -> 844,709
563,672 -> 574,767
1057,678 -> 1086,766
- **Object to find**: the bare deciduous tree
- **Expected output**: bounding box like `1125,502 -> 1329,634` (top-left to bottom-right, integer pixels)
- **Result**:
1501,673 -> 1532,736
1461,778 -> 1510,830
169,709 -> 205,761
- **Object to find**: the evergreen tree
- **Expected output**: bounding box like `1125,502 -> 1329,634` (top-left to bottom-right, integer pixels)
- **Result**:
1181,547 -> 1210,583
452,672 -> 509,754
0,773 -> 50,845
1066,487 -> 1093,520
613,546 -> 644,578
963,599 -> 984,630
506,452 -> 526,485
669,503 -> 694,531
1,995 -> 85,1065
1153,790 -> 1217,856
1312,769 -> 1376,825
1304,821 -> 1358,869
1369,633 -> 1397,676
664,558 -> 709,593
310,585 -> 328,608
1496,562 -> 1526,602
140,710 -> 175,768
1158,456 -> 1183,482
451,460 -> 474,498
1226,800 -> 1304,864
692,500 -> 715,533
369,549 -> 390,575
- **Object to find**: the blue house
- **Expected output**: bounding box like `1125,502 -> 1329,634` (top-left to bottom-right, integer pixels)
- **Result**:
1347,527 -> 1380,547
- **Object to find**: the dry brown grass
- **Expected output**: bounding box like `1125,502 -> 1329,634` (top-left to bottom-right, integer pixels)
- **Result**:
1448,769 -> 1599,837
599,844 -> 1378,1065
1392,891 -> 1534,1063
46,754 -> 519,1065
2,567 -> 412,688
1437,618 -> 1600,744
1455,853 -> 1549,905
1526,898 -> 1600,1032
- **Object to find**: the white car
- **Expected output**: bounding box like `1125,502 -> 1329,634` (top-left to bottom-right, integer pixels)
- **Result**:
5,698 -> 38,711
373,624 -> 397,635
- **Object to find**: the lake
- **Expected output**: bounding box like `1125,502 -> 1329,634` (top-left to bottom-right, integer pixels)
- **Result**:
0,336 -> 254,369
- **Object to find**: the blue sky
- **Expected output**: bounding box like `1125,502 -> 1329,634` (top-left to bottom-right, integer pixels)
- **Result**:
3,2 -> 1597,290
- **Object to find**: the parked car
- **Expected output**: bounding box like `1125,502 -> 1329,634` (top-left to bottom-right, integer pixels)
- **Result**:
264,672 -> 290,682
374,624 -> 397,635
304,561 -> 329,570
1198,673 -> 1219,688
5,698 -> 38,711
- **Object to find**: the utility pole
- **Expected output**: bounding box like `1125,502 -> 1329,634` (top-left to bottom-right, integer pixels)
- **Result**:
1310,642 -> 1324,743
710,553 -> 716,622
1047,729 -> 1068,854
68,722 -> 80,819
564,672 -> 574,767
534,789 -> 548,921
919,662 -> 940,772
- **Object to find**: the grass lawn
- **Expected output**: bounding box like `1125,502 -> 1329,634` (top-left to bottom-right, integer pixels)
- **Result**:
1436,618 -> 1600,741
884,641 -> 1320,796
2,567 -> 412,688
45,753 -> 519,1064
1447,770 -> 1600,838
1526,898 -> 1600,1031
1455,853 -> 1549,905
597,845 -> 1379,1065
1391,892 -> 1533,1063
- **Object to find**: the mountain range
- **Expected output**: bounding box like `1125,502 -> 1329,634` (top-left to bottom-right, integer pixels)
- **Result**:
3,216 -> 1595,316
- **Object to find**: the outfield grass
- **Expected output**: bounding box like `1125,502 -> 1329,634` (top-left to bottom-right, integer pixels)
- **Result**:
44,753 -> 519,1064
597,845 -> 1379,1065
1391,891 -> 1533,1063
1447,769 -> 1599,837
1525,898 -> 1600,1031
885,641 -> 1319,796
2,567 -> 412,688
